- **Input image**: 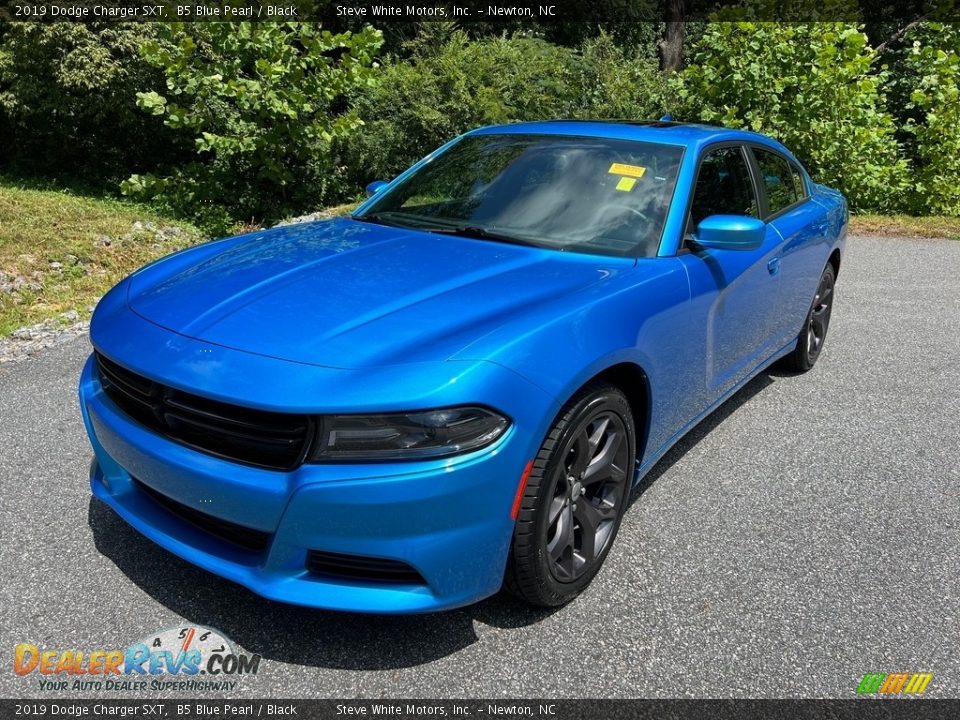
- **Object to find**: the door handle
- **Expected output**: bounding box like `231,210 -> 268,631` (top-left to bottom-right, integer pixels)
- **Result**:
767,257 -> 781,276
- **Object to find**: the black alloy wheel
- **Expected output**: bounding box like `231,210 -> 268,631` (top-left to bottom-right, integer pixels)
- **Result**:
783,263 -> 836,372
505,382 -> 636,607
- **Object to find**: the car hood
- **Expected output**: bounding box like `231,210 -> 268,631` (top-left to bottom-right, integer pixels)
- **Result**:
126,218 -> 619,369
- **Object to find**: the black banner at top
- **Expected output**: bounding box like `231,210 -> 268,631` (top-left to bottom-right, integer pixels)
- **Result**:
0,0 -> 956,23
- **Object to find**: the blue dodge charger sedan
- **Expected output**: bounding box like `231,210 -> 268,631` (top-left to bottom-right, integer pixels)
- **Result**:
80,120 -> 846,612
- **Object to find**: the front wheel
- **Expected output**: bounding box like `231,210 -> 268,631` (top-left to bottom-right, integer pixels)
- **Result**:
782,263 -> 836,372
505,382 -> 636,607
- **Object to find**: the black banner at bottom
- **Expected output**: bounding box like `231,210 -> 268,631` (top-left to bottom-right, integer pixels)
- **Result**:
3,699 -> 960,720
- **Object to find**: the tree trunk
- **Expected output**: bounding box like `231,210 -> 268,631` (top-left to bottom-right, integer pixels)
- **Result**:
659,0 -> 687,73
875,19 -> 924,55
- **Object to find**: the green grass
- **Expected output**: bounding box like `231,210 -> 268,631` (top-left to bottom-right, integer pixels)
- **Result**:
0,179 -> 205,335
850,214 -> 960,240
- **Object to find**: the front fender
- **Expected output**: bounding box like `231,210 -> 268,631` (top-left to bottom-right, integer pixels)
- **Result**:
456,257 -> 694,466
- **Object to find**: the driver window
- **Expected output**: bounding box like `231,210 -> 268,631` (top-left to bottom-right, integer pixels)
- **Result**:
688,147 -> 759,231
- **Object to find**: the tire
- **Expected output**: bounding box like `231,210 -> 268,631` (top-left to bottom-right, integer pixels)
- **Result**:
505,382 -> 636,607
781,263 -> 836,373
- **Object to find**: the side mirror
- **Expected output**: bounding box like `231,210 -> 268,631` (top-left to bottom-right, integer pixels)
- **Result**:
365,180 -> 389,198
691,215 -> 765,251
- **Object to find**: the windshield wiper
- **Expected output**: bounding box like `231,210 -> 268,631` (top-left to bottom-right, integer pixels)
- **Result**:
356,214 -> 548,249
426,225 -> 546,249
352,211 -> 421,229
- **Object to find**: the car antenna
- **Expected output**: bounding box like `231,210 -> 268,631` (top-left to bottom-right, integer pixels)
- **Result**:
659,113 -> 673,122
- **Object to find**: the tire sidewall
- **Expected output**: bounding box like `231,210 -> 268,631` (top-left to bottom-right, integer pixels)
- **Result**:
801,264 -> 836,369
527,387 -> 636,604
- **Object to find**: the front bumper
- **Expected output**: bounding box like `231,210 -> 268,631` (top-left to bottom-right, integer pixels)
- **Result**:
79,354 -> 552,613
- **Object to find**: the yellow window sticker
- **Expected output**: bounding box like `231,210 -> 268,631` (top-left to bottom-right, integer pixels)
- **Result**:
609,163 -> 646,179
615,177 -> 637,192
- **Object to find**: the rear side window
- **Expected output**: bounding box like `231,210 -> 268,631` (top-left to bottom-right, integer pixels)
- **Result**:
753,148 -> 800,215
689,146 -> 759,227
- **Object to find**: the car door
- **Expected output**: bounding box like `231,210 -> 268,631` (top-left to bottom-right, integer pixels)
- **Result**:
677,144 -> 785,395
750,146 -> 831,347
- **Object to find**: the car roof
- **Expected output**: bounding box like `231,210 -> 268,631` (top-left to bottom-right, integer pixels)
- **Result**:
468,120 -> 789,156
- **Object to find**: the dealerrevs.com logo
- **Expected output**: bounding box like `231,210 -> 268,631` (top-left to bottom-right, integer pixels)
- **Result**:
14,625 -> 261,693
856,672 -> 934,696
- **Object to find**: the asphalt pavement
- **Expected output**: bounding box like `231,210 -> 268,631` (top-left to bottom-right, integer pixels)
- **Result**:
2,235 -> 958,699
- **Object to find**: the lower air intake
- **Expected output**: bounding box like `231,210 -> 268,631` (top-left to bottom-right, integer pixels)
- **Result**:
134,479 -> 271,553
306,550 -> 426,585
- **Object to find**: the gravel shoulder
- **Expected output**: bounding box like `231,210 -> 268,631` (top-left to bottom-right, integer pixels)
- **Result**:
1,235 -> 958,699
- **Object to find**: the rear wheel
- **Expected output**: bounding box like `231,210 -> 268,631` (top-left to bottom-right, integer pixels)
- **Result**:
782,263 -> 835,372
505,383 -> 636,607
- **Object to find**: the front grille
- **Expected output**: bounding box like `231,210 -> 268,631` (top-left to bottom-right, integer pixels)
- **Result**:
306,550 -> 426,585
95,352 -> 313,471
134,479 -> 271,552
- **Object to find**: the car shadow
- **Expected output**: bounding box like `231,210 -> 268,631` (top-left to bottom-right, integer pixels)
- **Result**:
628,370 -> 777,505
86,368 -> 782,671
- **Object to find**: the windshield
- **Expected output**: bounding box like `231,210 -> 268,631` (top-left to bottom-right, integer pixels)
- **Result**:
355,133 -> 684,258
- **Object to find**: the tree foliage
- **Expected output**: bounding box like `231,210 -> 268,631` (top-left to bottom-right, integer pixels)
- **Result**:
341,30 -> 580,184
568,32 -> 668,121
901,23 -> 960,215
122,22 -> 382,228
2,19 -> 957,224
342,29 -> 672,189
676,22 -> 908,212
0,23 -> 179,182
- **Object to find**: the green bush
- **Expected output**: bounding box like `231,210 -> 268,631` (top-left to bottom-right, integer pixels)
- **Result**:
676,22 -> 908,213
2,19 -> 954,223
568,32 -> 668,121
341,31 -> 580,185
122,22 -> 382,229
0,23 -> 178,183
902,23 -> 960,216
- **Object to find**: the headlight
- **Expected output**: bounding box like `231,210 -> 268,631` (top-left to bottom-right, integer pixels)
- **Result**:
308,406 -> 509,462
